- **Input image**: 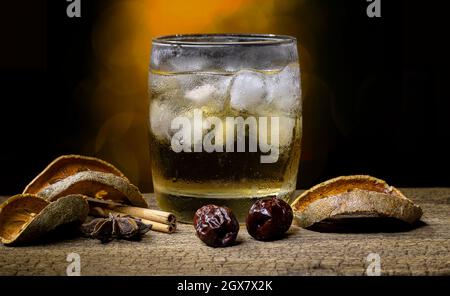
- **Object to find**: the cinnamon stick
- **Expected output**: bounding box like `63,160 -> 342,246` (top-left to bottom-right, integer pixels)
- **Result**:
85,197 -> 176,225
90,207 -> 176,234
139,217 -> 176,234
112,206 -> 176,225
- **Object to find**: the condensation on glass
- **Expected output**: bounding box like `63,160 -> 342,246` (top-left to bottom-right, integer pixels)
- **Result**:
148,34 -> 302,222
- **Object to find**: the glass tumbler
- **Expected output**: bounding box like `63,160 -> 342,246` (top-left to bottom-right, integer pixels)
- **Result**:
148,34 -> 302,222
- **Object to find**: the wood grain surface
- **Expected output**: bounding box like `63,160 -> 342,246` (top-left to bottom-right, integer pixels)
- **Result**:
0,188 -> 449,276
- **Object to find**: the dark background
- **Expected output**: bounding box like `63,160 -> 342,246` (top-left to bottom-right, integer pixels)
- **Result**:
0,0 -> 449,194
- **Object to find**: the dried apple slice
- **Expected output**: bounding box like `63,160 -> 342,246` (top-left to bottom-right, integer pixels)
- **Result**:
23,155 -> 127,195
291,175 -> 423,228
0,194 -> 89,245
34,171 -> 148,208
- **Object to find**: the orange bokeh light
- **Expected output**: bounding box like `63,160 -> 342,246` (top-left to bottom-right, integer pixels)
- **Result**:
87,0 -> 313,191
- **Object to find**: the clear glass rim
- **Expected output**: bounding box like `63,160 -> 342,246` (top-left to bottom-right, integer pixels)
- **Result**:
152,34 -> 296,46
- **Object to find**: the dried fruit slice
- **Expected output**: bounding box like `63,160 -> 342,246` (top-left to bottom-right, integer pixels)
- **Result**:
23,155 -> 127,195
291,175 -> 423,228
34,171 -> 148,208
0,194 -> 89,245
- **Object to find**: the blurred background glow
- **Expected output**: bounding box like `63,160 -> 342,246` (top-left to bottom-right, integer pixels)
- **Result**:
87,0 -> 324,191
2,1 -> 448,194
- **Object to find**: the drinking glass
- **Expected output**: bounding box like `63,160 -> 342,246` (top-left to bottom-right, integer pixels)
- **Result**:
149,34 -> 302,222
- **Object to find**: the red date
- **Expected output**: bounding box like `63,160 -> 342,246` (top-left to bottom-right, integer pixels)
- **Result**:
246,197 -> 293,241
194,205 -> 239,248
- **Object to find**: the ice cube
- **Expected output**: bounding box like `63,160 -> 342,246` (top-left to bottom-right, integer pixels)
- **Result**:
210,76 -> 232,111
181,75 -> 231,112
267,65 -> 301,114
254,115 -> 296,149
149,100 -> 176,141
149,73 -> 180,97
230,70 -> 268,112
185,84 -> 217,103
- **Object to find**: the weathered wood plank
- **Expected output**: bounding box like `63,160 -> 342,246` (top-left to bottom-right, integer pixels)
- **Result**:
0,188 -> 449,275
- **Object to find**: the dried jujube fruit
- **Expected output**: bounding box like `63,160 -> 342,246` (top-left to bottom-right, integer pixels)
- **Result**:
291,175 -> 423,228
246,197 -> 293,241
0,194 -> 89,245
194,205 -> 239,248
23,155 -> 148,208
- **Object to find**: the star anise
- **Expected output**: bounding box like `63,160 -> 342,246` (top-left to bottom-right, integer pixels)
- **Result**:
81,213 -> 151,243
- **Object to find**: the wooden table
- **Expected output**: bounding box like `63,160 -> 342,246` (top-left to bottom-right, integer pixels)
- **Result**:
1,188 -> 449,276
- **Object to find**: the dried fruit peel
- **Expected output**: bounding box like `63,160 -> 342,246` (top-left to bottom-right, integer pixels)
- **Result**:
291,175 -> 423,228
24,155 -> 128,195
36,171 -> 148,208
294,189 -> 423,228
0,194 -> 89,245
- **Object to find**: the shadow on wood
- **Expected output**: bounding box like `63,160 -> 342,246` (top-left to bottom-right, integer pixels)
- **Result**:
306,217 -> 427,234
4,222 -> 83,247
